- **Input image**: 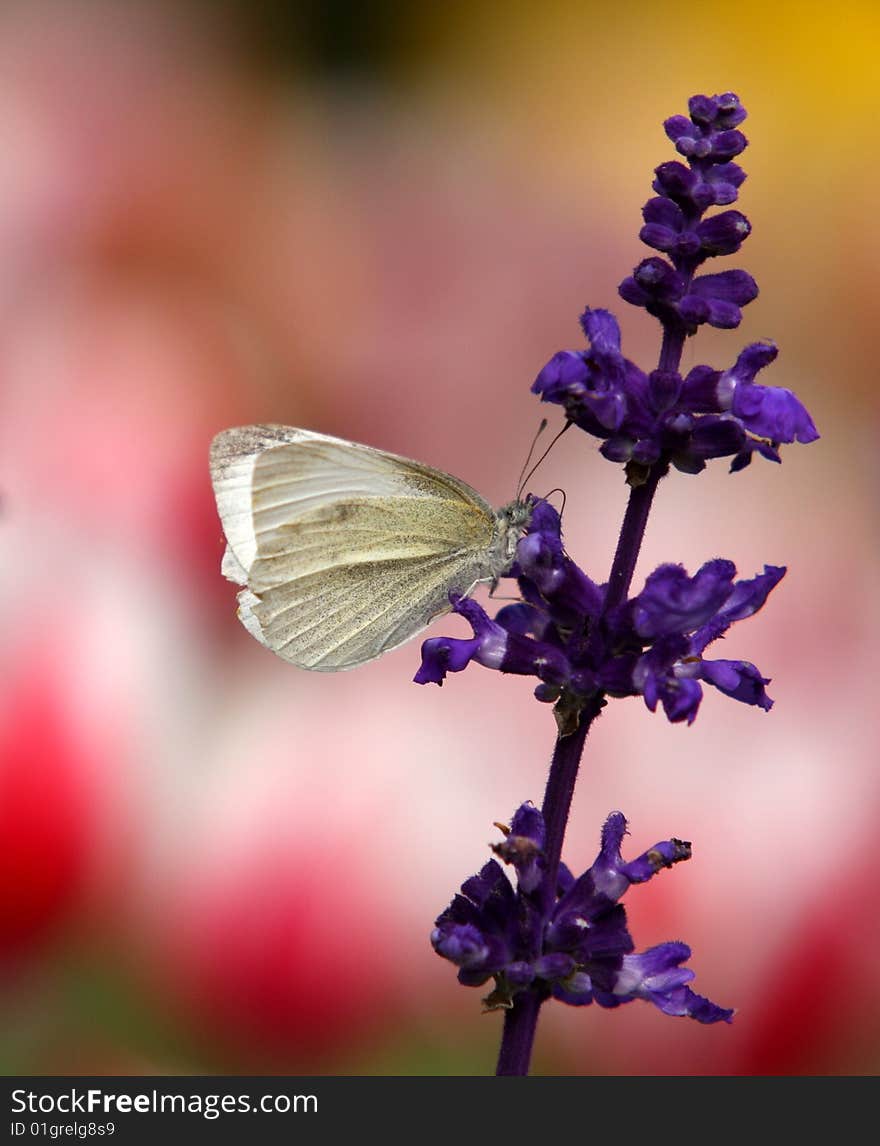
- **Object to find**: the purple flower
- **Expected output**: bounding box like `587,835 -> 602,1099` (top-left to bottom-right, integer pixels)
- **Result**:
531,94 -> 818,475
618,93 -> 756,334
530,311 -> 632,438
432,806 -> 732,1024
619,261 -> 758,331
422,94 -> 805,1073
416,501 -> 784,728
491,800 -> 546,894
533,317 -> 817,474
609,558 -> 785,723
594,944 -> 732,1023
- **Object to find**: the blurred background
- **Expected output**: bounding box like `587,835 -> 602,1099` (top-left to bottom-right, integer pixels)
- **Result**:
0,0 -> 877,1076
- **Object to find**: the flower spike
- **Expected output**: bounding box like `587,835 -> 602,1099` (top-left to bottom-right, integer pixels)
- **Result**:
433,808 -> 732,1025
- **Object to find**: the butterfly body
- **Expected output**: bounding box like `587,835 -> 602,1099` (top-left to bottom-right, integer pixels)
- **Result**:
210,425 -> 532,670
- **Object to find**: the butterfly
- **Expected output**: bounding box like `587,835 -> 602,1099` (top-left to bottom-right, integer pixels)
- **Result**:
209,425 -> 533,670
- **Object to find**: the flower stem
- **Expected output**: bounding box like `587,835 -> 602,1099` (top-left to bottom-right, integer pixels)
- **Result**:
495,708 -> 595,1076
658,325 -> 686,374
538,706 -> 596,918
495,990 -> 543,1076
604,461 -> 666,612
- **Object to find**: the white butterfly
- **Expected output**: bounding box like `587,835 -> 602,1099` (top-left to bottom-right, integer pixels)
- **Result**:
209,425 -> 533,671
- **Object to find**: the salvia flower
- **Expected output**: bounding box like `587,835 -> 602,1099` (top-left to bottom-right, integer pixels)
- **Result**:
620,91 -> 754,333
416,499 -> 784,728
531,93 -> 818,474
419,93 -> 806,1072
432,805 -> 733,1024
532,308 -> 817,474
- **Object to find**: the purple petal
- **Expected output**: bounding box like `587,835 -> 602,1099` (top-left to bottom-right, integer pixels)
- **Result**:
613,944 -> 734,1023
717,563 -> 787,625
751,439 -> 782,463
579,307 -> 623,354
415,595 -> 573,687
505,961 -> 536,989
431,923 -> 491,968
680,364 -> 723,411
726,340 -> 778,386
413,598 -> 505,684
700,162 -> 746,206
656,676 -> 704,724
686,414 -> 747,459
691,564 -> 786,651
531,349 -> 589,402
652,160 -> 698,201
524,497 -> 563,541
460,859 -> 513,912
587,812 -> 630,901
708,129 -> 747,160
642,196 -> 685,229
633,559 -> 737,639
701,659 -> 773,710
517,529 -> 605,623
492,802 -> 547,894
664,114 -> 695,142
676,294 -> 711,327
733,383 -> 819,444
730,438 -> 782,471
495,602 -> 553,642
715,93 -> 747,128
618,836 -> 692,883
618,275 -> 650,307
623,945 -> 734,1023
696,210 -> 751,255
414,634 -> 484,684
690,269 -> 758,306
508,801 -> 545,849
703,298 -> 744,329
632,438 -> 662,465
648,370 -> 683,413
582,387 -> 627,432
535,953 -> 577,980
632,257 -> 686,300
687,94 -> 718,124
516,532 -> 567,596
640,222 -> 680,252
600,436 -> 634,463
552,972 -> 594,1006
589,811 -> 693,895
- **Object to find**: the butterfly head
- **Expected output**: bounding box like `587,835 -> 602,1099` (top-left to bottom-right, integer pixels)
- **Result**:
495,497 -> 536,567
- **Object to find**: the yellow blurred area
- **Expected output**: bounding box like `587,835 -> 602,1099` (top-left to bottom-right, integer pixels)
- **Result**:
0,0 -> 877,1077
409,0 -> 880,406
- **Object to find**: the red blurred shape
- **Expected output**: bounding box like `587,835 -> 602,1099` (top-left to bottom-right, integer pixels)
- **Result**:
167,842 -> 403,1067
735,833 -> 880,1076
0,661 -> 94,963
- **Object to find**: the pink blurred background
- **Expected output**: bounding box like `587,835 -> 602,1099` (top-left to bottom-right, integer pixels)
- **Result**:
1,0 -> 878,1075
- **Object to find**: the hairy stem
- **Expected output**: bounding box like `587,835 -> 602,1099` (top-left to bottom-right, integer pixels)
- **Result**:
496,990 -> 543,1076
604,461 -> 666,611
495,707 -> 595,1075
538,706 -> 598,918
658,323 -> 686,374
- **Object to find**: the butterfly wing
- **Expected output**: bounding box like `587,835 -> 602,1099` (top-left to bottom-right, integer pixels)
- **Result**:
210,425 -> 500,670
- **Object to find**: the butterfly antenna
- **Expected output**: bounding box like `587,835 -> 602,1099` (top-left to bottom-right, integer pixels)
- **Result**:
517,419 -> 572,500
540,487 -> 568,518
515,419 -> 548,501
